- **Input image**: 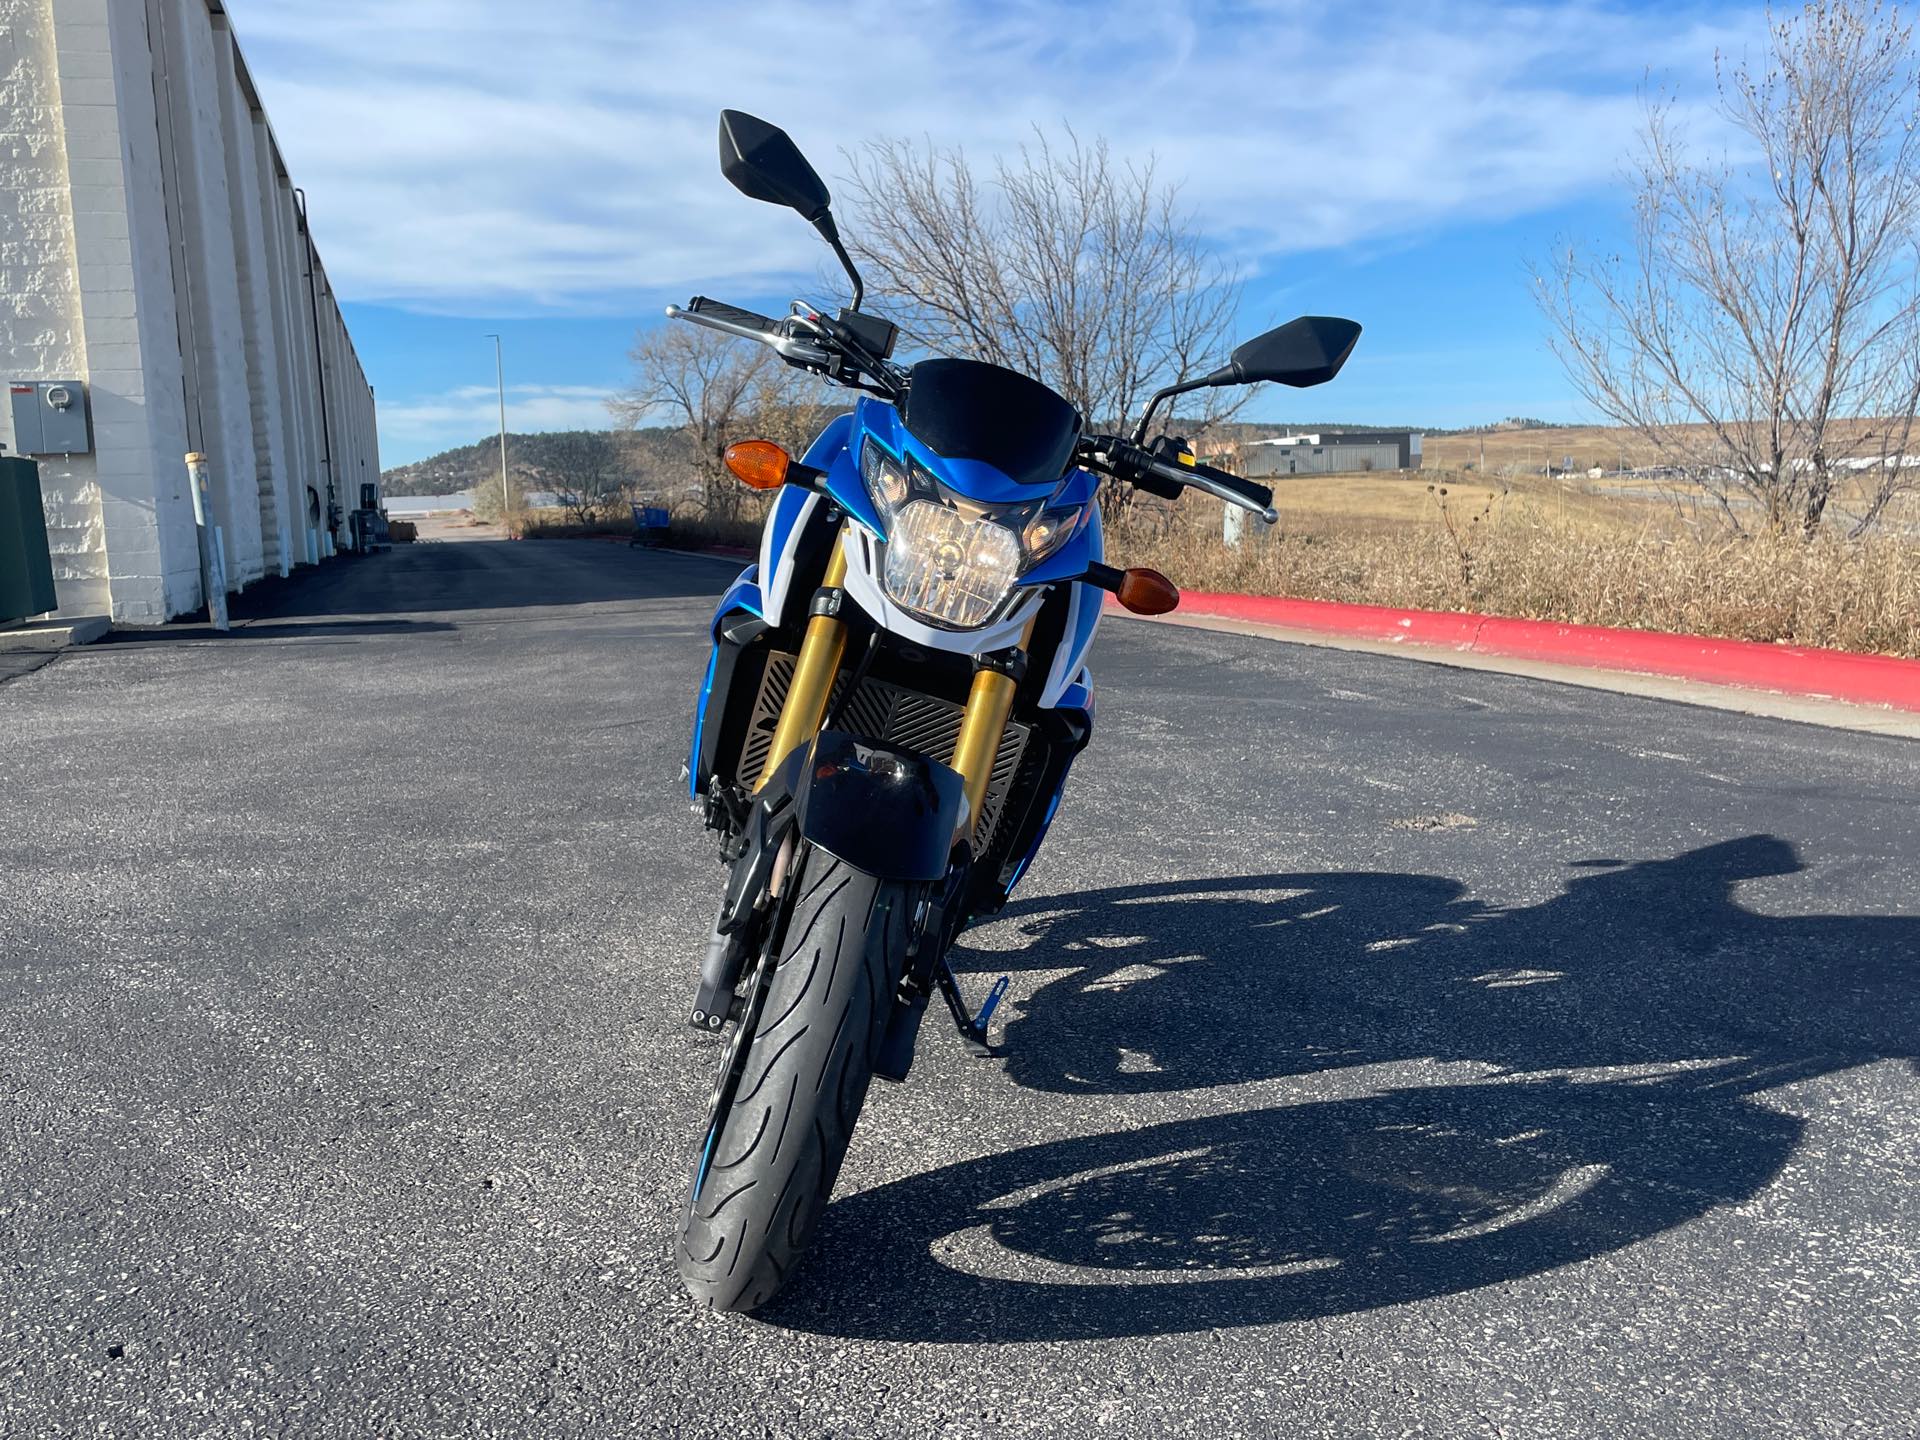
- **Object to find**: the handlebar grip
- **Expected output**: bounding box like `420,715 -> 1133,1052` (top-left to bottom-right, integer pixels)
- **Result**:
684,296 -> 780,334
1081,435 -> 1276,518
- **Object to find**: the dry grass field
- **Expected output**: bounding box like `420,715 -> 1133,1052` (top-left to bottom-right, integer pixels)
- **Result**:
1105,466 -> 1920,658
1423,425 -> 1664,474
1255,469 -> 1642,536
1114,422 -> 1920,657
1420,418 -> 1916,473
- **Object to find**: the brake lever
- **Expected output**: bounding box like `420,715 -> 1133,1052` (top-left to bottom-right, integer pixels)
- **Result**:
1085,437 -> 1278,524
1179,469 -> 1279,526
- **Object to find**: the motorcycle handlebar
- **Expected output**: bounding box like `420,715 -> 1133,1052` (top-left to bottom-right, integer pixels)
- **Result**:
656,323 -> 1274,523
667,296 -> 902,397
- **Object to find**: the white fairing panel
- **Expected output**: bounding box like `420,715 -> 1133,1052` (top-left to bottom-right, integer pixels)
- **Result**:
837,526 -> 1046,658
1037,580 -> 1102,709
758,487 -> 823,626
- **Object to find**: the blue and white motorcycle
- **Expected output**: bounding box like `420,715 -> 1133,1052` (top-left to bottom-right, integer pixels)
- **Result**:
672,111 -> 1360,1311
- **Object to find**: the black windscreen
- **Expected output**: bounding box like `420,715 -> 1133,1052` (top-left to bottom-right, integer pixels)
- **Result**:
899,359 -> 1081,487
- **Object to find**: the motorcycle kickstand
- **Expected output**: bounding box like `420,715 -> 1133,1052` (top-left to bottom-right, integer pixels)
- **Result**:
934,956 -> 1010,1059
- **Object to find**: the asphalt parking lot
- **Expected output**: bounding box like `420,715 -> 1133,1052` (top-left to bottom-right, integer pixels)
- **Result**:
3,537 -> 1916,1438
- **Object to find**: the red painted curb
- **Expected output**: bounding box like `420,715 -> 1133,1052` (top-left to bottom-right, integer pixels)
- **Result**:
1109,591 -> 1920,713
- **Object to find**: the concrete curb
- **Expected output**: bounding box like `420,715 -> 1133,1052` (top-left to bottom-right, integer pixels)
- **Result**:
0,615 -> 110,652
1118,591 -> 1920,713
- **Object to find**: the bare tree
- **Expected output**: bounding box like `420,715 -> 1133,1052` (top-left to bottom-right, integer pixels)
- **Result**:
539,430 -> 629,524
841,129 -> 1244,440
611,325 -> 827,522
1540,0 -> 1920,537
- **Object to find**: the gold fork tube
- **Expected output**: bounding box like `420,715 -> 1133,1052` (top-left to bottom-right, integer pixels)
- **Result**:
950,617 -> 1037,840
754,543 -> 849,792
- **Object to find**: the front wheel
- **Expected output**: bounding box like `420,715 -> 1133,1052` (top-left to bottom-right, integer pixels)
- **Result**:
677,850 -> 914,1311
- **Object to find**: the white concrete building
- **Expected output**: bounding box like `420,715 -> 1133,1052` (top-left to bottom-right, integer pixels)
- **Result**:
1,0 -> 377,623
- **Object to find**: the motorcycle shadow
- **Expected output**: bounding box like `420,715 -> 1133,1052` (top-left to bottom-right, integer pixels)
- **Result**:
767,1072 -> 1796,1342
763,835 -> 1917,1342
980,836 -> 1917,1097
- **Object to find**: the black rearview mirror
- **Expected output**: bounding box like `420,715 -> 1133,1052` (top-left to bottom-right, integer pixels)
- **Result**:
1226,315 -> 1362,388
718,110 -> 833,223
716,109 -> 865,310
1131,313 -> 1363,442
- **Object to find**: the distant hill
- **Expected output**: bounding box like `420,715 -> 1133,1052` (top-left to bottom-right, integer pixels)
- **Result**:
381,416 -> 1571,498
1210,419 -> 1424,436
381,427 -> 694,497
1442,416 -> 1558,434
1224,418 -> 1563,438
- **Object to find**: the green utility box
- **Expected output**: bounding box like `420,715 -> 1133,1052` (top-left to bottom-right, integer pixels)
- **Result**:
1,456 -> 58,623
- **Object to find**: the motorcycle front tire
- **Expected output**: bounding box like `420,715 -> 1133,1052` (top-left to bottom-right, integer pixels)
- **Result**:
676,850 -> 913,1312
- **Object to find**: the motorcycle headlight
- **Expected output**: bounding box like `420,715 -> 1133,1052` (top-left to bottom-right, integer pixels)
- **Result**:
1021,506 -> 1079,563
883,501 -> 1022,629
860,435 -> 1081,629
860,437 -> 911,514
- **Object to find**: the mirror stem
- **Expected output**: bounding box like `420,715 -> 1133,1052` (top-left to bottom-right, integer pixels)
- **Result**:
813,214 -> 863,313
1133,369 -> 1231,444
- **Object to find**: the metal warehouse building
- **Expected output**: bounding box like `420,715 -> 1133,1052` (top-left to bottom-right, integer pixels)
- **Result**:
1,0 -> 376,624
1240,431 -> 1423,477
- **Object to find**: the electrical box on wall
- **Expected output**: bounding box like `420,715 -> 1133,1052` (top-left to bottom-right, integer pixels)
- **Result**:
6,381 -> 92,457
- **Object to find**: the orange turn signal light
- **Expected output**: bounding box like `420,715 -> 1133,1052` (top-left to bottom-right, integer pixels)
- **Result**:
1116,567 -> 1179,615
724,439 -> 791,491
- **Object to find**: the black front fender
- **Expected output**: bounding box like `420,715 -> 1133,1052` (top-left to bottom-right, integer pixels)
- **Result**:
797,731 -> 966,882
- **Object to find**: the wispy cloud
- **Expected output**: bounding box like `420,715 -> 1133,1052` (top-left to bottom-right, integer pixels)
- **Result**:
377,383 -> 616,456
240,0 -> 1757,313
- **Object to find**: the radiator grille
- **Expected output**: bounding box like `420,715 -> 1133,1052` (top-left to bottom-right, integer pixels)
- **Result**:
737,651 -> 1031,852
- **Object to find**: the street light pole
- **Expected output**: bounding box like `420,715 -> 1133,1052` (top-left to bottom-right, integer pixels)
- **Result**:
485,332 -> 509,520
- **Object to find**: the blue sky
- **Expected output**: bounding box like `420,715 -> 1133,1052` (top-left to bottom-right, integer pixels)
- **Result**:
236,0 -> 1762,465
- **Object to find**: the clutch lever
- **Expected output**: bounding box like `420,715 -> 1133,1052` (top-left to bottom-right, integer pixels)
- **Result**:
665,299 -> 834,370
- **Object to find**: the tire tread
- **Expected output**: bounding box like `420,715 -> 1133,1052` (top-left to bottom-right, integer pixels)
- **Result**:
676,854 -> 910,1311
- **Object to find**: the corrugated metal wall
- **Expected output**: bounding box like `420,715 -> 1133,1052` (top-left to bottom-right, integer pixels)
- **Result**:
1243,443 -> 1404,477
0,0 -> 377,622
